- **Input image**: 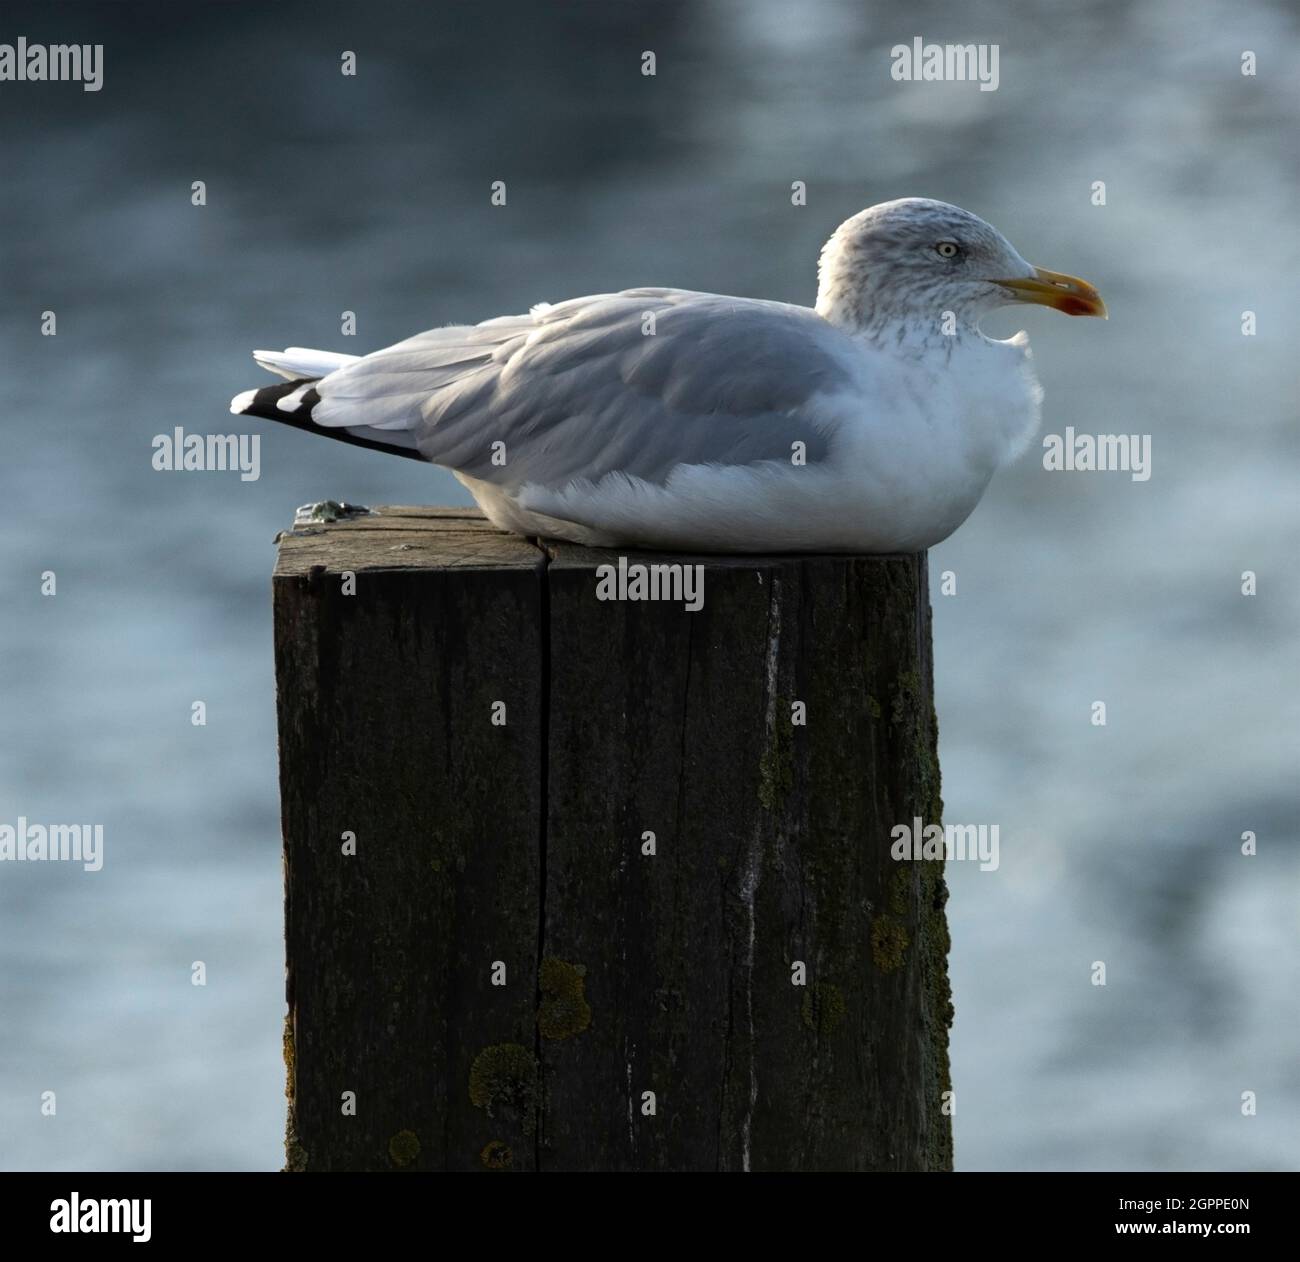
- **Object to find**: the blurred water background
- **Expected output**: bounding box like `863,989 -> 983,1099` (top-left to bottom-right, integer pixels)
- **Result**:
1,0 -> 1296,1170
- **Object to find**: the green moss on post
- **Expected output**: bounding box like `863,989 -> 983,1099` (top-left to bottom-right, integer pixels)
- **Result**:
537,958 -> 592,1040
757,706 -> 795,812
387,1130 -> 421,1168
480,1140 -> 514,1171
802,981 -> 847,1036
468,1043 -> 539,1121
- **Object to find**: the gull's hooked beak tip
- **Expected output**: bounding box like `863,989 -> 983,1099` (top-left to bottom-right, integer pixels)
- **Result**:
994,266 -> 1108,319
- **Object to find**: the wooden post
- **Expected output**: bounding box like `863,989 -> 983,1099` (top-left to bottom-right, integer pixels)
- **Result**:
274,507 -> 952,1172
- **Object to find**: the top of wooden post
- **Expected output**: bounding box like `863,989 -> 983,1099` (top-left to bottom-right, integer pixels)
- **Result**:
273,506 -> 545,577
273,505 -> 921,576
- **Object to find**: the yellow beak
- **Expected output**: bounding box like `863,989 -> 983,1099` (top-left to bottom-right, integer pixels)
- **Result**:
992,266 -> 1107,318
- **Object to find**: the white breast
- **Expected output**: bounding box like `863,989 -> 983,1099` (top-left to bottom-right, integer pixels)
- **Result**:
467,329 -> 1042,554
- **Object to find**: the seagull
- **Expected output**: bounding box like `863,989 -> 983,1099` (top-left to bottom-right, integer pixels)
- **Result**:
231,198 -> 1104,553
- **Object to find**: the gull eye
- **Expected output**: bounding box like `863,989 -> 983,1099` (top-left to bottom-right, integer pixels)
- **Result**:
935,240 -> 960,259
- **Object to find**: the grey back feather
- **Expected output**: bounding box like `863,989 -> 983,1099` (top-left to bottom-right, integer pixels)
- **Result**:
314,289 -> 852,491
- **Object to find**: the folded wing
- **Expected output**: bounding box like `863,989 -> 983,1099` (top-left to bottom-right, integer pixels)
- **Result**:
311,289 -> 852,492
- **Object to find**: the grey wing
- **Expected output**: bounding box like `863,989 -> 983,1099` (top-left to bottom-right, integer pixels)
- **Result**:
312,289 -> 853,493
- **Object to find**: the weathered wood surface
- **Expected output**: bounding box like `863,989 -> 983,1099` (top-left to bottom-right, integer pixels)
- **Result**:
275,507 -> 545,1173
275,506 -> 952,1172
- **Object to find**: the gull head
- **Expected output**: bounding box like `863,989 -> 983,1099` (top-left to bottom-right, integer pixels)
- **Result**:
815,197 -> 1106,335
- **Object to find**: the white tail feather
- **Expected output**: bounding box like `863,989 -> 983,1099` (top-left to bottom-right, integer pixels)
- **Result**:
253,346 -> 361,381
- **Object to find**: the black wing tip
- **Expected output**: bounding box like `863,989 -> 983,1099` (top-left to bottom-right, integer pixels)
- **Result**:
229,379 -> 425,462
230,378 -> 320,421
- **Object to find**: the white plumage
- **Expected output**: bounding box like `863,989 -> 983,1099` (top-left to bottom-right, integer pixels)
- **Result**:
231,198 -> 1104,552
